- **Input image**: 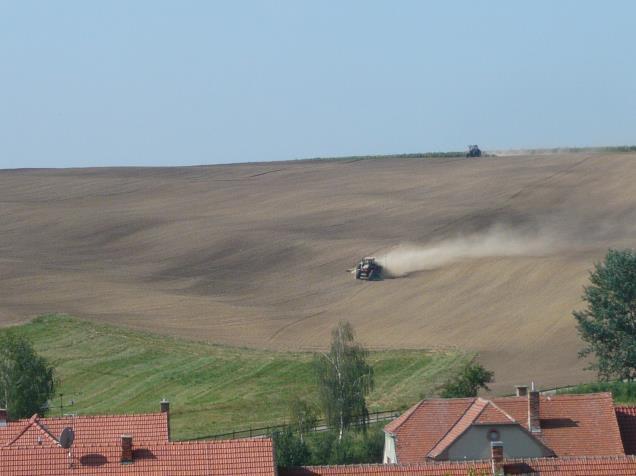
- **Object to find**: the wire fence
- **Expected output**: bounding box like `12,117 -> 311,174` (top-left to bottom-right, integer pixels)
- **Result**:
191,409 -> 401,441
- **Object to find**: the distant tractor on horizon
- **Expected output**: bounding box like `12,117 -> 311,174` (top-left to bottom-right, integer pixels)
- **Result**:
466,145 -> 482,158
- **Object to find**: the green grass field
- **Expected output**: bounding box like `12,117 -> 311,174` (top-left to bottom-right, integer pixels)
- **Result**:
558,381 -> 636,405
6,314 -> 469,440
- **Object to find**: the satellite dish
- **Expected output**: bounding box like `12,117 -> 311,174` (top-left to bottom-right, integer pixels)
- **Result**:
60,427 -> 75,449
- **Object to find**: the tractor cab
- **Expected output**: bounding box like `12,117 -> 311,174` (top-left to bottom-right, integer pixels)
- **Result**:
466,145 -> 482,158
355,257 -> 382,280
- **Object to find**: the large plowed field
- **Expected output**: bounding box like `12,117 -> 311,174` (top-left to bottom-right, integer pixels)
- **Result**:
2,152 -> 635,392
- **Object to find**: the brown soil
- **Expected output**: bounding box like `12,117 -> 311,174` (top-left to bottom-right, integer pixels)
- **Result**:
1,152 -> 635,392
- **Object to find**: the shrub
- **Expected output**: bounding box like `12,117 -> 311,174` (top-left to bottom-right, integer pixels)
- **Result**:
272,427 -> 310,468
440,361 -> 494,398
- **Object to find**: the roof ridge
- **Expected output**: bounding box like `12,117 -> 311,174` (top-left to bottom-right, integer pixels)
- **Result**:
1,439 -> 274,450
405,397 -> 476,402
302,454 -> 636,468
31,419 -> 60,446
302,460 -> 493,468
494,391 -> 614,401
4,415 -> 60,448
473,397 -> 490,420
504,454 -> 636,462
168,438 -> 272,445
427,398 -> 481,458
483,399 -> 517,423
39,411 -> 165,421
384,399 -> 427,434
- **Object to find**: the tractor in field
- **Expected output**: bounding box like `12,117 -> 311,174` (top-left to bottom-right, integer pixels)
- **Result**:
466,145 -> 482,158
354,257 -> 382,280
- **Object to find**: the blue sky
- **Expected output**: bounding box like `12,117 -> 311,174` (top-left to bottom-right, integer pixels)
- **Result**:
1,1 -> 635,168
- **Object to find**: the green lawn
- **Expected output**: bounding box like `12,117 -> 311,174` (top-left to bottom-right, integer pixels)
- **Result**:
558,381 -> 636,405
5,314 -> 469,440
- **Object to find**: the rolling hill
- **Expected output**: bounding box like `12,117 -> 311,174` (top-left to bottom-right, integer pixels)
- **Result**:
2,151 -> 635,392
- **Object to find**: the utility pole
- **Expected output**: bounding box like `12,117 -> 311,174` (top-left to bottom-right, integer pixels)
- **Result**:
58,393 -> 75,416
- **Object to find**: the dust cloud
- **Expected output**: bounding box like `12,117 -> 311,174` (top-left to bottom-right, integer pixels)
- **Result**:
377,225 -> 561,278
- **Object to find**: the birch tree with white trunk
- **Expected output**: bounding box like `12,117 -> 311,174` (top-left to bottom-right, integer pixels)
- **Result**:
314,321 -> 374,441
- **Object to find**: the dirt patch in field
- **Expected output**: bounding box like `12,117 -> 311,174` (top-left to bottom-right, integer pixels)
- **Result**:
1,152 -> 635,392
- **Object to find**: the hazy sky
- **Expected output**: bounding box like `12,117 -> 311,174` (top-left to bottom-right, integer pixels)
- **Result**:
2,1 -> 636,168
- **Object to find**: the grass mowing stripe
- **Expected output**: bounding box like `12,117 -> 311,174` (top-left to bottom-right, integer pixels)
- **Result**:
557,381 -> 636,404
3,314 -> 469,440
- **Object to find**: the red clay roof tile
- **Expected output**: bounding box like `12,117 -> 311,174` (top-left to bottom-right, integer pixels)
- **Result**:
493,393 -> 624,457
615,405 -> 636,454
281,456 -> 636,476
3,415 -> 61,448
0,411 -> 275,474
0,412 -> 169,447
281,461 -> 491,476
1,438 -> 276,475
475,400 -> 516,425
427,398 -> 489,459
384,398 -> 474,463
385,392 -> 625,463
427,398 -> 519,459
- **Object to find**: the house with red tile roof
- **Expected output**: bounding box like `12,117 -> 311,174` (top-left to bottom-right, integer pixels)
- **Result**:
280,388 -> 636,476
383,388 -> 625,464
3,439 -> 276,475
0,401 -> 276,475
0,410 -> 169,448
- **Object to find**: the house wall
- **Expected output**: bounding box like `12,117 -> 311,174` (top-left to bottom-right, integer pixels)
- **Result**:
383,432 -> 397,463
446,425 -> 548,460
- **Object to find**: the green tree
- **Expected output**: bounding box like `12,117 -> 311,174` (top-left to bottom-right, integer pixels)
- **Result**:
314,321 -> 374,440
574,249 -> 636,380
0,332 -> 55,419
289,397 -> 318,443
272,427 -> 310,468
440,361 -> 494,398
307,427 -> 384,465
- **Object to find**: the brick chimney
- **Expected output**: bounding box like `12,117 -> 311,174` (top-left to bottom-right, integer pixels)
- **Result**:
491,441 -> 504,476
528,383 -> 541,433
515,385 -> 528,397
0,409 -> 7,427
160,399 -> 170,441
120,435 -> 133,464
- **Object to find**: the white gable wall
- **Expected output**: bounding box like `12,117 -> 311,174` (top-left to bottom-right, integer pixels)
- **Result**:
445,424 -> 549,460
383,432 -> 397,463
